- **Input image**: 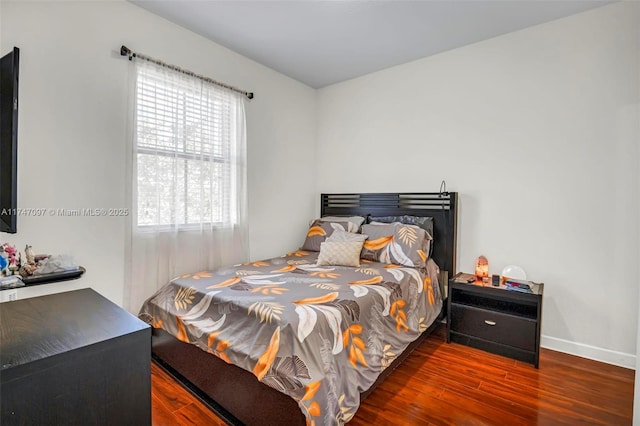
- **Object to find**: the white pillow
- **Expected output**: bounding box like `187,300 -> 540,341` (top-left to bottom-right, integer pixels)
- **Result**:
316,241 -> 364,267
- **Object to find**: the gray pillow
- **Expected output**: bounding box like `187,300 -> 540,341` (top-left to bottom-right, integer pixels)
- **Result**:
369,221 -> 433,260
361,222 -> 430,268
320,215 -> 366,228
326,229 -> 368,243
302,220 -> 352,252
308,217 -> 361,232
369,215 -> 433,238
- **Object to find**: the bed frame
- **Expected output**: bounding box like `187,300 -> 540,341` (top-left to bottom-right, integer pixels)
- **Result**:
152,192 -> 458,425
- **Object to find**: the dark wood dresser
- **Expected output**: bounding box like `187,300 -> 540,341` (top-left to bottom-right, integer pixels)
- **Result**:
447,275 -> 543,368
0,288 -> 151,425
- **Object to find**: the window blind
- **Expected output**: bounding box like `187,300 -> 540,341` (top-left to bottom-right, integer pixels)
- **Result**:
134,63 -> 240,229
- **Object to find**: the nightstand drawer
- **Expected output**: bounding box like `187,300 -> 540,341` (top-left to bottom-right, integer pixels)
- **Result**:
450,304 -> 536,352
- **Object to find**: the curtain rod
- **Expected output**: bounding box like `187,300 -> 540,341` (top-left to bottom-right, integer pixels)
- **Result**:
120,45 -> 254,100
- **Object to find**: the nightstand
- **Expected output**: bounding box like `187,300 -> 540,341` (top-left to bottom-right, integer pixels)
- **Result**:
447,274 -> 543,368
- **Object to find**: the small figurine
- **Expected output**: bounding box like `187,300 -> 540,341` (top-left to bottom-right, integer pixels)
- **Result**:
19,263 -> 38,277
25,245 -> 35,265
8,264 -> 18,276
0,243 -> 20,276
0,248 -> 8,276
16,244 -> 38,277
7,251 -> 20,276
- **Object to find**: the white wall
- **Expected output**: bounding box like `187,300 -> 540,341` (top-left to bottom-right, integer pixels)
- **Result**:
2,0 -> 639,371
635,31 -> 640,422
636,220 -> 640,419
0,0 -> 316,305
317,2 -> 640,366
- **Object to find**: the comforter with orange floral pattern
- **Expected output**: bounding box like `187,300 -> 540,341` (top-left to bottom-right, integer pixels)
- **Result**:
139,250 -> 442,425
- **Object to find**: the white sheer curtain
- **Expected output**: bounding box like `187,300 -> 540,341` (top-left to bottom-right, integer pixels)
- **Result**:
124,59 -> 249,313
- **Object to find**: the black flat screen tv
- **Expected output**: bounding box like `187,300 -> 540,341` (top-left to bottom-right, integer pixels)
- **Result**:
0,47 -> 19,234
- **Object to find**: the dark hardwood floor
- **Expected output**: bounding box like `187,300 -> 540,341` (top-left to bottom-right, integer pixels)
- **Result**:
152,363 -> 227,426
151,324 -> 635,425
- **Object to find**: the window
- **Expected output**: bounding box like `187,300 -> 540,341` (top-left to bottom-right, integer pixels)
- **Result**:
134,63 -> 242,230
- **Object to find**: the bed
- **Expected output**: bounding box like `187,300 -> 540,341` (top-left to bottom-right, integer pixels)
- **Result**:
141,192 -> 458,425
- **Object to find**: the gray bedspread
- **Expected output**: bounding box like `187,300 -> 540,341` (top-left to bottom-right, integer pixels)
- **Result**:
139,250 -> 442,425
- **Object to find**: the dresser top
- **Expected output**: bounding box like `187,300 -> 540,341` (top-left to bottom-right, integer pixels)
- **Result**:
0,288 -> 149,370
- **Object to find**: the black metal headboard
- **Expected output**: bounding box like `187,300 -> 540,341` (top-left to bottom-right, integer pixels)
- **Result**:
321,192 -> 458,277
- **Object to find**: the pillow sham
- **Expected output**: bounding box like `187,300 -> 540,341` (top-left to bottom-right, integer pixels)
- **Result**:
307,217 -> 361,233
326,229 -> 368,243
316,241 -> 364,267
321,215 -> 366,228
361,222 -> 430,268
302,220 -> 352,252
369,215 -> 434,238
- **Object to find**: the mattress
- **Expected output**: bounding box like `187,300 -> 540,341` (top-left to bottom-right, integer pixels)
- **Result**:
139,250 -> 442,425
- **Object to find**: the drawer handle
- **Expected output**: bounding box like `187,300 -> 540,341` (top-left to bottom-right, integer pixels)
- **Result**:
484,320 -> 497,326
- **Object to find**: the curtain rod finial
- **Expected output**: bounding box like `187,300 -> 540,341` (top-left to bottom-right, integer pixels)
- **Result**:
247,92 -> 254,100
120,45 -> 135,61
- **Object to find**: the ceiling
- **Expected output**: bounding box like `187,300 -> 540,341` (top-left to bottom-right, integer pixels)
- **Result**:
131,1 -> 611,88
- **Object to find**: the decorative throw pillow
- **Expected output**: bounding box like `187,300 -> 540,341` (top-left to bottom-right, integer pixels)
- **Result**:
370,221 -> 433,258
361,223 -> 430,268
316,241 -> 364,267
302,220 -> 352,252
369,215 -> 434,238
326,229 -> 368,243
320,215 -> 366,229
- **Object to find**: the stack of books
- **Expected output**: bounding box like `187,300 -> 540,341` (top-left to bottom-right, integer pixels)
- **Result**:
504,278 -> 533,293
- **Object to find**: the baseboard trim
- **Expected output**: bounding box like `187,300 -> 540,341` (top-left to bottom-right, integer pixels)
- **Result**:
541,335 -> 636,369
